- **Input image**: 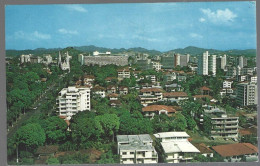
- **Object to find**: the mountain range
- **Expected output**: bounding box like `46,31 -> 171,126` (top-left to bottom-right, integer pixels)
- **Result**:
6,46 -> 256,57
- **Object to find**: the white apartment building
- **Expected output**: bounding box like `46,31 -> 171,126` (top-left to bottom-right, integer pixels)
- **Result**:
209,54 -> 216,76
154,132 -> 200,163
223,80 -> 233,89
56,86 -> 90,120
221,54 -> 227,70
151,61 -> 162,71
117,134 -> 158,164
20,54 -> 32,63
250,75 -> 257,84
198,51 -> 216,76
236,82 -> 258,106
197,51 -> 209,75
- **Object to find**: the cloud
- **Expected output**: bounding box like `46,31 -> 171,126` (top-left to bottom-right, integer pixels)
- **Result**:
12,31 -> 51,41
190,33 -> 203,39
66,5 -> 87,13
133,35 -> 161,42
58,28 -> 78,35
200,8 -> 237,24
199,18 -> 206,22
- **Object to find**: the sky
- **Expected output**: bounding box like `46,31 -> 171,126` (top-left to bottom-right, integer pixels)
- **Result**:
5,1 -> 256,52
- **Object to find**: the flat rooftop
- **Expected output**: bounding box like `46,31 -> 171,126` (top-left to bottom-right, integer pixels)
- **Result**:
117,134 -> 153,143
154,132 -> 189,138
161,141 -> 200,153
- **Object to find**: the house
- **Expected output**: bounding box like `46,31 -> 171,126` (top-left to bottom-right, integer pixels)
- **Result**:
117,134 -> 158,164
164,83 -> 183,92
107,85 -> 117,94
105,77 -> 117,83
163,73 -> 177,82
200,86 -> 211,95
119,86 -> 129,95
212,143 -> 258,162
109,100 -> 122,107
163,92 -> 188,103
108,93 -> 119,100
92,86 -> 106,98
139,88 -> 163,106
117,68 -> 131,81
83,75 -> 95,86
142,105 -> 176,118
193,143 -> 213,157
154,132 -> 200,163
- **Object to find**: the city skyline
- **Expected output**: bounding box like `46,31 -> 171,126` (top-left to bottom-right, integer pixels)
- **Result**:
5,1 -> 256,51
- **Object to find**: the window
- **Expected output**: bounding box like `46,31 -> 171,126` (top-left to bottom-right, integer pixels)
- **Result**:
130,152 -> 134,155
122,152 -> 127,155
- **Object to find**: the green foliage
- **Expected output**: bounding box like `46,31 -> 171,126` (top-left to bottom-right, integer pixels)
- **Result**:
46,157 -> 60,165
202,115 -> 212,135
172,112 -> 187,131
119,110 -> 153,135
192,154 -> 210,162
95,114 -> 120,141
42,116 -> 68,144
241,134 -> 257,145
16,123 -> 46,152
58,152 -> 90,164
96,150 -> 119,164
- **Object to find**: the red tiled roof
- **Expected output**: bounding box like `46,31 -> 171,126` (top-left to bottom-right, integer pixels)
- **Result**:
193,95 -> 213,99
105,77 -> 117,81
93,86 -> 106,91
119,86 -> 128,90
109,100 -> 121,105
84,75 -> 95,79
107,85 -> 117,90
117,68 -> 130,72
193,143 -> 213,154
200,86 -> 211,91
142,105 -> 176,113
163,92 -> 188,98
108,93 -> 119,98
212,143 -> 258,157
140,88 -> 163,93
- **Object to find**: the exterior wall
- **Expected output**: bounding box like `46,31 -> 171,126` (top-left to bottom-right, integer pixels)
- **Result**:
223,81 -> 232,89
57,87 -> 91,119
198,52 -> 209,75
84,55 -> 128,66
211,116 -> 239,138
161,56 -> 175,69
236,83 -> 257,106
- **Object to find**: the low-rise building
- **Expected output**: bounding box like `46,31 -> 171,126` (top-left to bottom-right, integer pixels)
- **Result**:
193,143 -> 213,158
151,61 -> 162,71
92,86 -> 106,98
154,132 -> 200,163
223,80 -> 233,89
139,88 -> 163,106
212,143 -> 258,162
118,68 -> 131,81
117,134 -> 158,164
119,86 -> 129,95
142,105 -> 176,118
162,92 -> 188,103
107,85 -> 117,94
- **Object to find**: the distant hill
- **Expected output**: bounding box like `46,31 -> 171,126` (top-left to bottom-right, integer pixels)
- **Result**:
168,46 -> 256,57
74,45 -> 161,56
6,45 -> 256,57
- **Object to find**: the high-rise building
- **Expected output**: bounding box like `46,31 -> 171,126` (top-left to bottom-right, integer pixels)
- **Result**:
198,51 -> 216,76
197,51 -> 209,75
174,54 -> 188,67
56,86 -> 91,120
236,83 -> 258,106
237,56 -> 247,68
161,56 -> 175,69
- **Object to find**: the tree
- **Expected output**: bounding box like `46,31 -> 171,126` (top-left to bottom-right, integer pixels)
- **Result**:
202,115 -> 212,135
42,116 -> 68,144
172,113 -> 187,131
95,114 -> 120,141
15,123 -> 46,152
96,150 -> 119,164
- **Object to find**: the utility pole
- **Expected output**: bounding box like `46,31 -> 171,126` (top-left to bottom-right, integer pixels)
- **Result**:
16,144 -> 19,164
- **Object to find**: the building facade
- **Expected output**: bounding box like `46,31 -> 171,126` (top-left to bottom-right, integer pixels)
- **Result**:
236,82 -> 258,106
117,134 -> 158,164
56,86 -> 90,120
